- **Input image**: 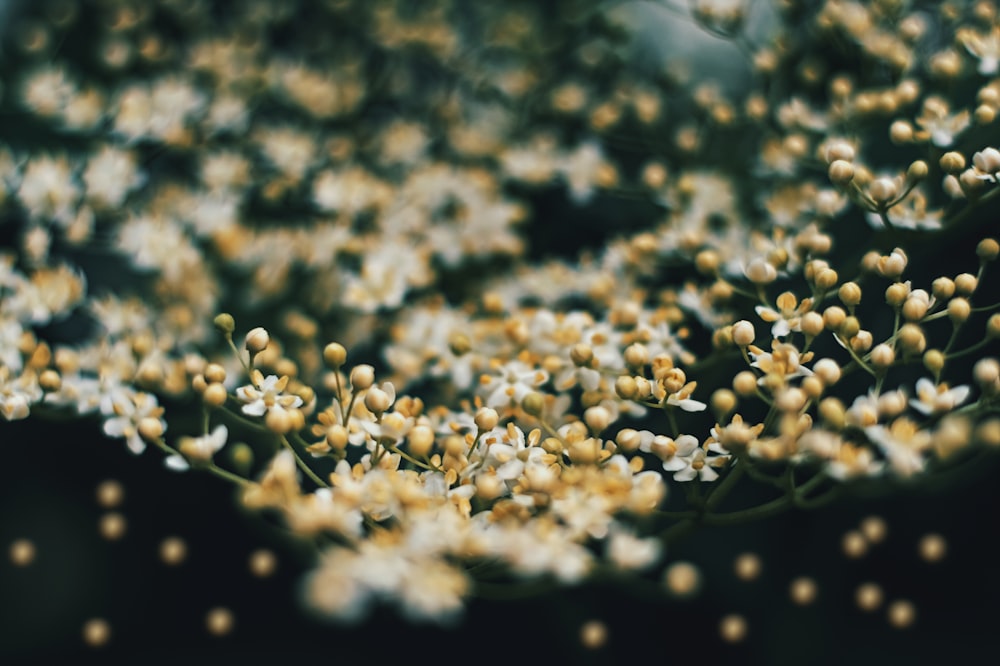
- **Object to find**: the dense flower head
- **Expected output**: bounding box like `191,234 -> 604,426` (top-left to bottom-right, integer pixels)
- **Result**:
2,0 -> 1000,633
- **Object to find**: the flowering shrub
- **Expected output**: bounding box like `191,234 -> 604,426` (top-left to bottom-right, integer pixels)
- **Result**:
3,0 -> 1000,654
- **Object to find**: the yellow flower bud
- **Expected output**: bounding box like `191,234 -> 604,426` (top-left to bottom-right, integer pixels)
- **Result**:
733,371 -> 758,397
939,151 -> 966,174
923,349 -> 946,375
898,324 -> 926,354
203,382 -> 228,407
932,277 -> 956,300
615,375 -> 639,400
954,273 -> 978,295
245,327 -> 270,354
839,282 -> 862,307
870,343 -> 895,369
349,364 -> 375,390
947,297 -> 971,323
977,238 -> 1000,262
800,312 -> 825,337
732,320 -> 756,347
323,342 -> 347,368
213,313 -> 236,335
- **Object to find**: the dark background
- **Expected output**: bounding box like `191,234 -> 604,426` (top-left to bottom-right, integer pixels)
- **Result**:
3,416 -> 1000,666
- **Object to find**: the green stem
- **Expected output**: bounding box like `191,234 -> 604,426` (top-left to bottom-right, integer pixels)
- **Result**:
151,438 -> 249,487
701,494 -> 793,526
704,459 -> 746,511
226,335 -> 252,377
280,435 -> 329,487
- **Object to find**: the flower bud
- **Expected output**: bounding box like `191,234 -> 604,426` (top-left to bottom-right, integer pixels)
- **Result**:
977,238 -> 1000,262
939,151 -> 966,174
732,320 -> 756,347
623,343 -> 649,368
923,349 -> 946,375
812,358 -> 841,385
695,249 -> 721,275
973,147 -> 1000,175
350,364 -> 375,390
521,392 -> 545,417
850,330 -> 873,353
989,314 -> 1000,338
829,160 -> 855,185
408,425 -> 435,457
932,277 -> 955,300
475,407 -> 500,430
889,120 -> 913,144
584,406 -> 612,433
870,343 -> 895,369
839,282 -> 862,307
947,297 -> 971,323
616,428 -> 642,452
775,387 -> 806,412
869,177 -> 898,205
954,273 -> 978,295
214,313 -> 236,335
615,375 -> 639,400
204,363 -> 227,384
733,371 -> 758,397
323,342 -> 347,368
745,258 -> 777,284
824,306 -> 847,330
265,408 -> 293,434
898,323 -> 926,354
800,312 -> 825,338
906,160 -> 928,181
203,382 -> 228,407
815,268 -> 838,290
840,316 -> 861,339
364,386 -> 392,415
974,358 -> 1000,386
711,389 -> 737,417
326,424 -> 349,451
570,343 -> 594,367
39,369 -> 61,392
818,398 -> 846,430
877,249 -> 907,279
138,417 -> 164,442
960,168 -> 987,196
245,327 -> 270,354
802,376 -> 824,400
900,293 -> 929,322
860,250 -> 881,273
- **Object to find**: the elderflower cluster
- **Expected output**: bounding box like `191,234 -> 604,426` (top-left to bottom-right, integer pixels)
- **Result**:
3,0 -> 1000,627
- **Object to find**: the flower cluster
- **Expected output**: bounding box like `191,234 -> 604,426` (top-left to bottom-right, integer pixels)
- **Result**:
3,0 -> 1000,628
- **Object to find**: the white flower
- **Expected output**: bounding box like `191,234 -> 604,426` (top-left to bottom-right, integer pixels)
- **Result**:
665,382 -> 707,412
17,155 -> 80,225
909,378 -> 971,416
479,360 -> 549,409
606,523 -> 662,571
236,371 -> 303,418
654,435 -> 729,481
755,292 -> 814,339
748,342 -> 814,384
165,425 -> 229,471
83,146 -> 144,208
959,25 -> 1000,76
0,367 -> 41,421
102,391 -> 165,455
865,418 -> 931,478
